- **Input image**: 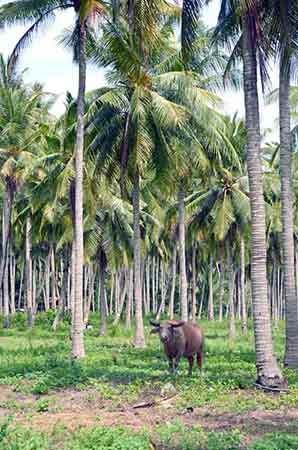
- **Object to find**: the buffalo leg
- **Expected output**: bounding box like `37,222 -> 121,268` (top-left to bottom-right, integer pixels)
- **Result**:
197,352 -> 203,372
173,355 -> 181,374
187,356 -> 194,376
168,359 -> 175,374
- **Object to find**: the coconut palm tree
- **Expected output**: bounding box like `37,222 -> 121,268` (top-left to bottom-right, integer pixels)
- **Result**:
211,0 -> 286,389
0,57 -> 52,327
85,5 -> 220,342
0,0 -> 106,358
265,0 -> 298,368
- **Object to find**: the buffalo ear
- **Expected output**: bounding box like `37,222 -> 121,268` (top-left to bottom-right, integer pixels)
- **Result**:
169,320 -> 185,328
149,319 -> 160,328
150,328 -> 160,335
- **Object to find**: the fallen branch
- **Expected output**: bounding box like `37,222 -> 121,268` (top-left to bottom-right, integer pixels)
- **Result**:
253,383 -> 289,394
132,394 -> 177,409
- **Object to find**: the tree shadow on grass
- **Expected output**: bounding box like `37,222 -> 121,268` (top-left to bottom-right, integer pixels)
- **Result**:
0,331 -> 258,393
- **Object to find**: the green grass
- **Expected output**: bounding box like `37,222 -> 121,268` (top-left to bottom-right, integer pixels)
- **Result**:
2,420 -> 298,450
1,313 -> 298,449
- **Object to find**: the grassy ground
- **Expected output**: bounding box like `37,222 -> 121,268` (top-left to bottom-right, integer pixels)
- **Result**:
1,314 -> 298,449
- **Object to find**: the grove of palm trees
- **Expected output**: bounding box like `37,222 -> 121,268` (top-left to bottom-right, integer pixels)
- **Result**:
1,0 -> 298,449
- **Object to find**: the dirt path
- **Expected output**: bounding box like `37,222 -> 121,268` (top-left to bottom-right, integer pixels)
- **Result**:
1,385 -> 298,437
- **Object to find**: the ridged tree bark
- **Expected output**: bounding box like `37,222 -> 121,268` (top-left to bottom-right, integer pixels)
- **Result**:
227,243 -> 236,340
280,62 -> 298,367
3,245 -> 9,328
133,171 -> 145,347
26,216 -> 34,328
71,21 -> 86,359
218,252 -> 225,322
10,251 -> 15,315
242,16 -> 285,388
240,237 -> 248,335
208,254 -> 214,320
178,180 -> 188,321
99,256 -> 107,336
1,181 -> 14,327
191,245 -> 197,322
126,267 -> 133,329
169,245 -> 177,319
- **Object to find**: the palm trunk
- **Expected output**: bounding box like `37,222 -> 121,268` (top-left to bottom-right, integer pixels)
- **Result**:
26,216 -> 34,328
169,245 -> 177,320
71,21 -> 86,359
208,254 -> 214,320
295,243 -> 298,318
3,245 -> 10,328
227,243 -> 236,340
240,237 -> 248,335
133,171 -> 145,347
45,252 -> 50,312
219,253 -> 225,322
152,255 -> 156,313
126,266 -> 133,329
242,16 -> 285,388
50,245 -> 56,309
53,258 -> 67,331
99,257 -> 107,336
192,246 -> 197,322
198,282 -> 205,320
178,180 -> 188,321
109,272 -> 114,316
18,263 -> 24,310
0,182 -> 14,297
113,270 -> 128,325
1,183 -> 14,327
10,251 -> 15,315
32,258 -> 37,314
280,62 -> 298,367
146,258 -> 150,314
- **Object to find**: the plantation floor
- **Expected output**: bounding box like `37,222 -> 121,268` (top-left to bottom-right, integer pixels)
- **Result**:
2,384 -> 298,436
1,316 -> 298,449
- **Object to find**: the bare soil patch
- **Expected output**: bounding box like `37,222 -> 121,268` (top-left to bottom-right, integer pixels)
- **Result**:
1,384 -> 298,437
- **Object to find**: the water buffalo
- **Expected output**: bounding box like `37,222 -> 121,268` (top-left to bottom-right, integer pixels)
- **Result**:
150,319 -> 204,376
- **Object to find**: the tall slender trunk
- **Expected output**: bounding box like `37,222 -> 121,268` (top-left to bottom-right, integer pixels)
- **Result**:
240,237 -> 248,335
192,246 -> 197,322
45,252 -> 50,311
26,217 -> 34,328
155,257 -> 159,307
126,266 -> 133,329
208,254 -> 214,320
99,258 -> 107,336
280,62 -> 298,367
18,263 -> 24,310
3,243 -> 9,328
152,255 -> 156,313
53,258 -> 67,331
242,16 -> 285,388
133,171 -> 145,347
169,245 -> 177,320
50,245 -> 56,309
32,259 -> 37,314
0,182 -> 14,297
71,22 -> 86,359
109,272 -> 114,316
227,242 -> 236,340
198,282 -> 205,320
219,253 -> 225,322
10,251 -> 15,315
1,183 -> 14,327
295,243 -> 298,319
113,270 -> 128,325
146,258 -> 150,314
178,180 -> 188,321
